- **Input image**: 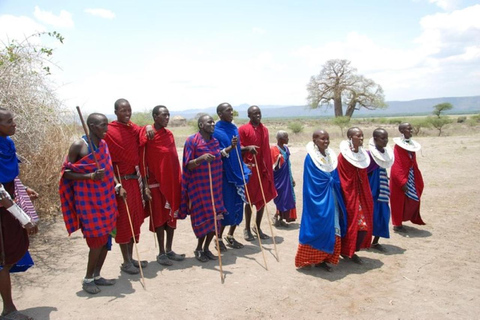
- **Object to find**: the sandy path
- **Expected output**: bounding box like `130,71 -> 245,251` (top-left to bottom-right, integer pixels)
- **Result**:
10,134 -> 480,320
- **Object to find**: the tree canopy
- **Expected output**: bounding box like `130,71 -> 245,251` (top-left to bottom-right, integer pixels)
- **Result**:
432,102 -> 453,118
306,59 -> 386,118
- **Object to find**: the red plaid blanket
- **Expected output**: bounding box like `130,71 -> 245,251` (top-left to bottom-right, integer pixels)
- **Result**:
59,140 -> 118,238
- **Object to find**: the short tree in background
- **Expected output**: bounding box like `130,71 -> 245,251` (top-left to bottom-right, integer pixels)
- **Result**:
307,59 -> 386,118
428,102 -> 454,136
433,102 -> 453,118
332,116 -> 351,137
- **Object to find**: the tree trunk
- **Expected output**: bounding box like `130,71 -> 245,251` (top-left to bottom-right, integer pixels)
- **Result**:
334,94 -> 343,117
345,103 -> 355,118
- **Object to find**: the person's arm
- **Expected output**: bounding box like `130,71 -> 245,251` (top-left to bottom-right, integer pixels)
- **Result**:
0,183 -> 37,234
221,136 -> 238,157
62,141 -> 106,181
186,153 -> 216,170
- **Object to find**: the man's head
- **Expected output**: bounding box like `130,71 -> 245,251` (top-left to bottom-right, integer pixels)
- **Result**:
152,105 -> 170,128
87,113 -> 109,139
0,107 -> 16,138
198,114 -> 215,134
114,98 -> 131,124
247,105 -> 261,126
398,122 -> 413,139
217,103 -> 234,123
312,129 -> 329,153
276,130 -> 289,145
373,128 -> 388,150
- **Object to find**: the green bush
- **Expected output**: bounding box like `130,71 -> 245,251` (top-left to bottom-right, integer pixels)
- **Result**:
410,118 -> 431,136
288,121 -> 304,134
427,116 -> 452,136
332,116 -> 350,137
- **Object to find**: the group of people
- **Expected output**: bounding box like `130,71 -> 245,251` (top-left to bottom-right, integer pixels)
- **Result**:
58,101 -> 285,295
295,123 -> 425,271
0,101 -> 425,319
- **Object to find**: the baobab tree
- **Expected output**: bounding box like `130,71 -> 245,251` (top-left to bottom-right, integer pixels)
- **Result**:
306,59 -> 386,118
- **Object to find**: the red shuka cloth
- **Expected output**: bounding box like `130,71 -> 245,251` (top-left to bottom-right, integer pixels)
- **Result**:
59,140 -> 117,238
238,122 -> 277,209
104,121 -> 144,243
390,145 -> 425,226
139,126 -> 181,229
337,153 -> 374,257
295,236 -> 341,268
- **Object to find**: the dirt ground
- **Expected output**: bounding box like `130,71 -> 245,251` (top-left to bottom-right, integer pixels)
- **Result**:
10,132 -> 480,320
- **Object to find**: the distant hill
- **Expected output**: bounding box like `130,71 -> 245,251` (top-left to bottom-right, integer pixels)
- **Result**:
169,95 -> 480,119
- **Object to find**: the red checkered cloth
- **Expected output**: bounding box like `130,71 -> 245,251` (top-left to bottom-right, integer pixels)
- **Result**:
178,133 -> 225,238
104,121 -> 145,244
295,236 -> 341,268
238,122 -> 277,209
139,126 -> 181,230
59,139 -> 118,238
337,153 -> 374,258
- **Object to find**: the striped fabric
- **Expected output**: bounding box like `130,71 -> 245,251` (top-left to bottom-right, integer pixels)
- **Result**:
378,168 -> 390,203
178,133 -> 225,238
13,178 -> 39,223
405,152 -> 419,202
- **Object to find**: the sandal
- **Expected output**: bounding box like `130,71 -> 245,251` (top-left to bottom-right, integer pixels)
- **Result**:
194,250 -> 208,263
224,235 -> 244,249
166,251 -> 185,261
132,259 -> 148,268
215,240 -> 228,252
203,250 -> 218,260
315,262 -> 333,272
157,254 -> 173,266
243,229 -> 256,241
94,277 -> 116,286
120,262 -> 140,274
272,215 -> 281,227
279,220 -> 289,228
82,281 -> 101,294
371,243 -> 386,252
351,254 -> 363,265
252,226 -> 270,240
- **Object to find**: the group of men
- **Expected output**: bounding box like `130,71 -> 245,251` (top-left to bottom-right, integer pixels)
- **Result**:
295,123 -> 425,271
58,101 -> 285,294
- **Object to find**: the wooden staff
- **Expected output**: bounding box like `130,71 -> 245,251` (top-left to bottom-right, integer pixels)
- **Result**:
116,166 -> 146,289
234,147 -> 268,270
207,162 -> 225,283
76,106 -> 100,169
253,154 -> 279,262
143,147 -> 158,249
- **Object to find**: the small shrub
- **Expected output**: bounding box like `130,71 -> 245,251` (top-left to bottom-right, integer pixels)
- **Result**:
457,116 -> 467,123
288,121 -> 304,134
427,116 -> 452,136
332,116 -> 350,137
410,118 -> 431,136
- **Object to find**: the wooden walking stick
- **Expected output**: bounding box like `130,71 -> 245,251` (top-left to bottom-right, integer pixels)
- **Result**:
116,166 -> 147,289
76,106 -> 100,169
253,154 -> 279,262
143,148 -> 159,249
207,162 -> 225,283
234,147 -> 268,270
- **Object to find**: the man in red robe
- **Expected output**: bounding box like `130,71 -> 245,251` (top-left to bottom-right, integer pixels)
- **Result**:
60,113 -> 118,294
104,98 -> 152,275
390,123 -> 425,233
238,105 -> 277,241
139,106 -> 185,266
337,127 -> 373,264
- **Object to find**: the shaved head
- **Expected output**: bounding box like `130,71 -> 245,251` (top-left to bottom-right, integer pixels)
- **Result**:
399,122 -> 410,132
313,129 -> 327,139
373,128 -> 387,138
217,102 -> 231,115
347,127 -> 362,139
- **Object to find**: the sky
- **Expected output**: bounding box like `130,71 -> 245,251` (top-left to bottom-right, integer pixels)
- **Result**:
1,0 -> 479,115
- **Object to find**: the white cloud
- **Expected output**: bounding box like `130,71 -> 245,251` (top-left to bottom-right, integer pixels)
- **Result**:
33,6 -> 74,28
0,15 -> 46,44
291,5 -> 480,101
84,8 -> 116,20
428,0 -> 460,11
